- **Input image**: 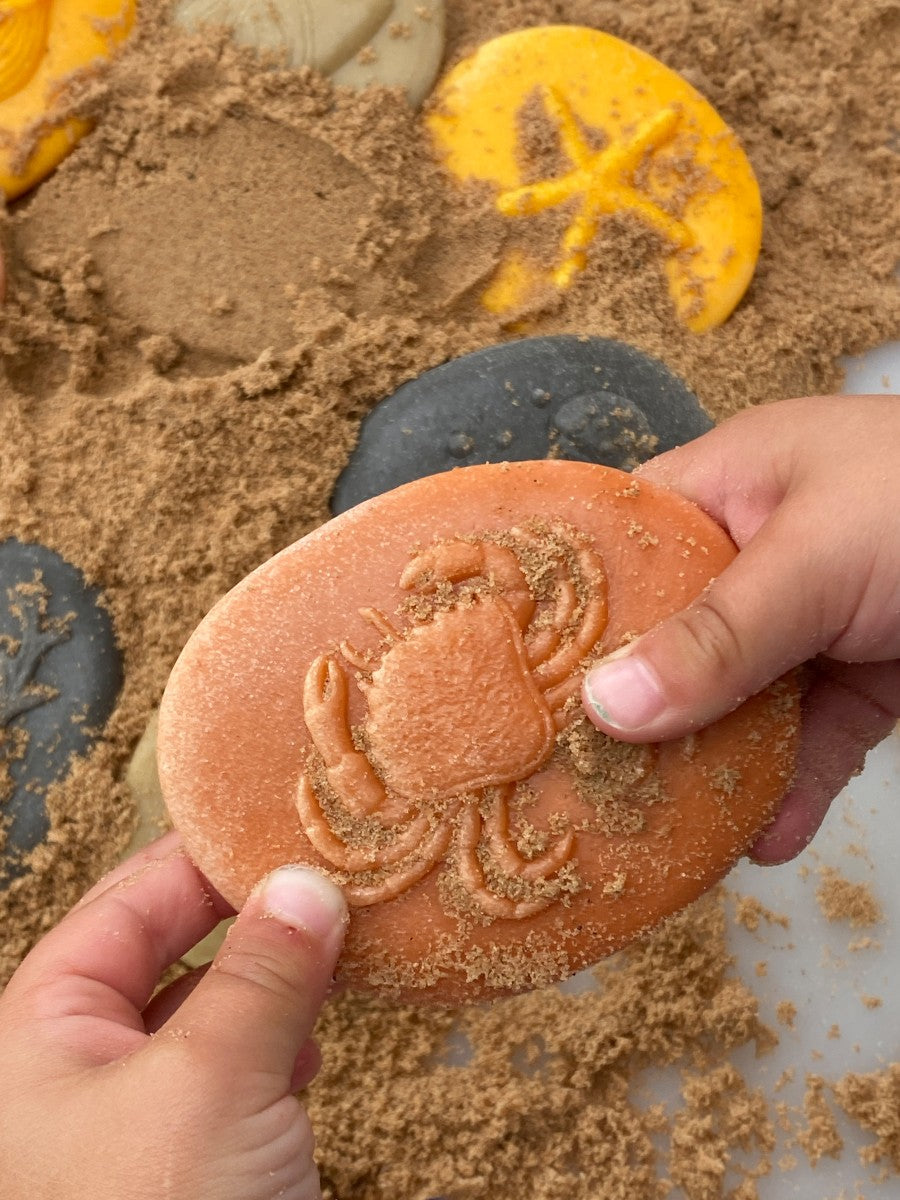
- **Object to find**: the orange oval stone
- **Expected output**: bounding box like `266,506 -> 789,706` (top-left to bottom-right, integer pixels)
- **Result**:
158,462 -> 798,1004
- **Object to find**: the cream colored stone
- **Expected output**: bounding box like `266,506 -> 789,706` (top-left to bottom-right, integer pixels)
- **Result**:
329,0 -> 445,107
172,0 -> 445,107
126,709 -> 234,966
181,919 -> 234,969
124,709 -> 169,856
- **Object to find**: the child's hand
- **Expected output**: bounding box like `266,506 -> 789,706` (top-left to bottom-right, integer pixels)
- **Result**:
583,395 -> 900,864
0,832 -> 347,1200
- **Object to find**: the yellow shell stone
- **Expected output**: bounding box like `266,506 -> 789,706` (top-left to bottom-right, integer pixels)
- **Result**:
0,0 -> 135,201
0,0 -> 51,104
427,26 -> 763,333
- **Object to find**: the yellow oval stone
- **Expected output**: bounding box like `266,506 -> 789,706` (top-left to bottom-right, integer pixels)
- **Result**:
0,0 -> 51,105
427,26 -> 762,332
0,0 -> 135,201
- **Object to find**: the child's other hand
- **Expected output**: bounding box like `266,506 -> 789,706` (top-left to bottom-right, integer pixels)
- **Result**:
583,395 -> 900,864
0,832 -> 347,1200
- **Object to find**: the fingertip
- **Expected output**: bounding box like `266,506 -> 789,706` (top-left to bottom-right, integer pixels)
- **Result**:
257,866 -> 348,950
746,776 -> 835,867
632,446 -> 684,483
748,810 -> 822,866
581,651 -> 668,739
749,660 -> 900,866
632,428 -> 725,504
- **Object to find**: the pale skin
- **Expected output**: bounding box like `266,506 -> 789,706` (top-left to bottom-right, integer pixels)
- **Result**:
0,394 -> 897,1196
0,832 -> 348,1200
583,394 -> 900,862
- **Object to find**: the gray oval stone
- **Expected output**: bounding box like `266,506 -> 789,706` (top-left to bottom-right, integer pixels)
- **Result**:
0,540 -> 122,884
331,335 -> 713,513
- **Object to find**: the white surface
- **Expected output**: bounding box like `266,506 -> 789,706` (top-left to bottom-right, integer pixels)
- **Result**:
720,732 -> 900,1197
842,341 -> 899,394
637,347 -> 900,1195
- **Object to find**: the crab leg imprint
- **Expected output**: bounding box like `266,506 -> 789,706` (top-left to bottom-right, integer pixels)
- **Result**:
302,654 -> 413,824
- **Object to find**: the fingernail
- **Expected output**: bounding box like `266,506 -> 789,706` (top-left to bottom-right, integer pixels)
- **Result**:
584,654 -> 667,731
261,866 -> 348,942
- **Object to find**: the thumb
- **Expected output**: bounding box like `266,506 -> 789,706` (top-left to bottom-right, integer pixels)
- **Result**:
163,866 -> 347,1094
582,503 -> 837,741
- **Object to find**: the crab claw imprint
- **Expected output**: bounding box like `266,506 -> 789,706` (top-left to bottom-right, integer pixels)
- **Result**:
296,525 -> 608,918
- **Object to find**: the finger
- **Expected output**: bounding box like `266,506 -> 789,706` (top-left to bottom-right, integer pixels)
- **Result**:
291,1038 -> 323,1093
74,829 -> 184,909
750,659 -> 900,864
7,848 -> 231,1036
77,832 -> 234,922
634,406 -> 792,544
142,965 -> 324,1089
160,866 -> 347,1094
582,500 -> 847,741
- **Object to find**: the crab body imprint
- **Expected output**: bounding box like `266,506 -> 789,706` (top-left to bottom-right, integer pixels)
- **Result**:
364,601 -> 555,796
297,527 -> 608,918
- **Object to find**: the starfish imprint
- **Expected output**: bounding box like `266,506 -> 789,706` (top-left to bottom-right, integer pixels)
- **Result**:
497,87 -> 694,289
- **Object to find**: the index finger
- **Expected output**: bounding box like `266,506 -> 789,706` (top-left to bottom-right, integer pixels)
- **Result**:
74,829 -> 184,908
5,845 -> 233,1040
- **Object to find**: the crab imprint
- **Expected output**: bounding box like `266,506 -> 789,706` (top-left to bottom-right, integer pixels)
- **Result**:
296,525 -> 608,920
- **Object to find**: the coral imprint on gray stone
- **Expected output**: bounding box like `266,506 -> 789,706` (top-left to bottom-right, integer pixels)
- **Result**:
1,577 -> 73,726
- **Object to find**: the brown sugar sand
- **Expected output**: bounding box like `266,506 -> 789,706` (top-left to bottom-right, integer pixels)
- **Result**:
833,1065 -> 900,1174
308,895 -> 780,1200
0,0 -> 898,1194
816,866 -> 885,930
797,1075 -> 844,1169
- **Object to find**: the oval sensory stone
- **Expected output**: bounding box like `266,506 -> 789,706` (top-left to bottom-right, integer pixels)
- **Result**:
427,26 -> 762,331
124,710 -> 167,856
0,539 -> 122,883
159,461 -> 799,1004
0,0 -> 135,201
13,116 -> 378,363
331,335 -> 711,513
173,0 -> 446,108
125,708 -> 234,968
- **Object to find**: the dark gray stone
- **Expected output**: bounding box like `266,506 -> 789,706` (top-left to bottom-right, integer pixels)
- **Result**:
332,335 -> 713,513
0,540 -> 122,884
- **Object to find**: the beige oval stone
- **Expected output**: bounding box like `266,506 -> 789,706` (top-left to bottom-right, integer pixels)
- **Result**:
181,919 -> 234,969
172,0 -> 445,107
125,708 -> 233,967
124,709 -> 168,856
